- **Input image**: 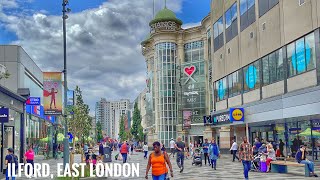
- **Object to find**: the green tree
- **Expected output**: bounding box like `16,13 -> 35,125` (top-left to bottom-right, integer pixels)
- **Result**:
68,86 -> 92,164
130,102 -> 144,141
96,121 -> 103,142
119,115 -> 127,141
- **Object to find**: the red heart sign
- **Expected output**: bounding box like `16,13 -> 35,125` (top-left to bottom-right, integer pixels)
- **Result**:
184,66 -> 196,76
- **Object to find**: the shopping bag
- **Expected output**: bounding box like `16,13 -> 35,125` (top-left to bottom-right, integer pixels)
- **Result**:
115,153 -> 119,160
118,153 -> 123,161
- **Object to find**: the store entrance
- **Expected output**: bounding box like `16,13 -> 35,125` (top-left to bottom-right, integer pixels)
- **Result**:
1,125 -> 15,171
189,136 -> 203,148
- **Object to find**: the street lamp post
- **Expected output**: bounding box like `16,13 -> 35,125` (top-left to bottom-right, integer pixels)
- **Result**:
62,0 -> 70,168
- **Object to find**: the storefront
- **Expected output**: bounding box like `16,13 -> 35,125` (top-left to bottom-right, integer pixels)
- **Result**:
0,85 -> 26,171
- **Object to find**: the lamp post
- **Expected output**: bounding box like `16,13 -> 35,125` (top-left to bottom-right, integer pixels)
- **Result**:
62,0 -> 70,168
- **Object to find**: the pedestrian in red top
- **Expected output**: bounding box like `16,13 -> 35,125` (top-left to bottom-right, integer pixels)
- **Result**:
24,145 -> 35,175
120,141 -> 129,163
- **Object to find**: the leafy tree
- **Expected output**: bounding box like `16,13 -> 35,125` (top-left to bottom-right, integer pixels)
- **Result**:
130,102 -> 144,141
119,115 -> 127,141
96,121 -> 103,142
68,86 -> 92,164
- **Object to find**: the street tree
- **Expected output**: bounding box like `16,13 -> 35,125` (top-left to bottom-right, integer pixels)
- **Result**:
130,102 -> 144,142
68,86 -> 92,164
96,121 -> 103,142
119,115 -> 127,141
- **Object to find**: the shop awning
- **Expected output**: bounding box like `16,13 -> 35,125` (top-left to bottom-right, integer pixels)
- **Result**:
299,128 -> 320,137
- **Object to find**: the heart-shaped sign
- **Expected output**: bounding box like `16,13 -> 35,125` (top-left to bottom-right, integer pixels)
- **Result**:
184,66 -> 196,76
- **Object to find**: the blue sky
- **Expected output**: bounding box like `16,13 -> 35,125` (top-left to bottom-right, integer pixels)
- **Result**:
0,0 -> 211,44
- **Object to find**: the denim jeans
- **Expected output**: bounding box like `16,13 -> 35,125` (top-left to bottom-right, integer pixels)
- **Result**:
121,153 -> 128,163
144,151 -> 148,158
242,160 -> 251,179
300,160 -> 314,173
176,152 -> 184,169
5,167 -> 16,180
152,173 -> 166,180
211,159 -> 217,169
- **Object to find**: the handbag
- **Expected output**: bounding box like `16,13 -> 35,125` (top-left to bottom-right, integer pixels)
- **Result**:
3,168 -> 6,175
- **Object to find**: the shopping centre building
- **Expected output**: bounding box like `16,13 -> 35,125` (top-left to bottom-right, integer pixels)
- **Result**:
141,0 -> 320,160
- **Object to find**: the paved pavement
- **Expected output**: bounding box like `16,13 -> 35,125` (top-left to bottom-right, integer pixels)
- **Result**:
1,151 -> 319,179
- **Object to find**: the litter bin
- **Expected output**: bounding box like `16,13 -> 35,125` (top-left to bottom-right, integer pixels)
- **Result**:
103,146 -> 112,162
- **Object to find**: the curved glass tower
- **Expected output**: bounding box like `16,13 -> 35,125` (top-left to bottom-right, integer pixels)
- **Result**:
155,42 -> 177,146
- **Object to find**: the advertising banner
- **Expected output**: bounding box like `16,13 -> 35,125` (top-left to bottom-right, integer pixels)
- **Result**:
67,90 -> 74,107
26,97 -> 41,105
43,72 -> 62,115
183,110 -> 192,129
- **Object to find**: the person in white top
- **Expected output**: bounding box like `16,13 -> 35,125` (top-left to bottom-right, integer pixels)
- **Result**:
189,141 -> 194,157
143,143 -> 149,159
230,139 -> 239,162
169,138 -> 176,158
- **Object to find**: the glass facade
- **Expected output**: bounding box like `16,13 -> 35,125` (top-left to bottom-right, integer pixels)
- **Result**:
244,61 -> 260,92
180,41 -> 206,124
213,17 -> 224,51
155,42 -> 177,146
225,3 -> 238,42
228,70 -> 242,97
287,32 -> 316,77
262,48 -> 284,85
215,77 -> 227,102
240,0 -> 255,31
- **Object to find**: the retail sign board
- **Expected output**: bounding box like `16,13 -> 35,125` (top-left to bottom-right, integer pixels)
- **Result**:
183,111 -> 192,129
212,113 -> 230,125
43,72 -> 62,115
0,108 -> 9,123
26,97 -> 41,105
230,108 -> 244,122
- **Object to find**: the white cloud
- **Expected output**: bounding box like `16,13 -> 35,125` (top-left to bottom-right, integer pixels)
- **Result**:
182,22 -> 201,29
0,0 -> 183,114
0,0 -> 18,9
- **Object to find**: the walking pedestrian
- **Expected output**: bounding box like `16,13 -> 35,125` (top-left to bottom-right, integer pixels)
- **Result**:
239,137 -> 253,180
131,143 -> 134,155
24,145 -> 35,176
161,143 -> 166,152
175,137 -> 185,173
145,141 -> 173,180
189,141 -> 194,158
33,144 -> 39,155
208,138 -> 220,170
169,138 -> 175,158
230,139 -> 239,162
202,139 -> 210,166
5,148 -> 17,180
120,141 -> 129,163
143,143 -> 149,159
99,141 -> 104,160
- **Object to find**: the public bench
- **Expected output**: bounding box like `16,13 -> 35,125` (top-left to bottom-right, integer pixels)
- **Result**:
270,161 -> 310,177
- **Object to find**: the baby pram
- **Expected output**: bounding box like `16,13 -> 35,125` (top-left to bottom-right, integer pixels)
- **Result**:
192,148 -> 202,166
251,144 -> 267,172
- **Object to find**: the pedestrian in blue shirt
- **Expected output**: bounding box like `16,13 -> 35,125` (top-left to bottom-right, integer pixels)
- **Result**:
202,139 -> 210,166
208,138 -> 220,170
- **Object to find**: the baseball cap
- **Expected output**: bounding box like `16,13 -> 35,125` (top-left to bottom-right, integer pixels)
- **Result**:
171,138 -> 173,140
7,148 -> 14,153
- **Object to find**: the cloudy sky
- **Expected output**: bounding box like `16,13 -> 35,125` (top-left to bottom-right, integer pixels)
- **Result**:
0,0 -> 210,114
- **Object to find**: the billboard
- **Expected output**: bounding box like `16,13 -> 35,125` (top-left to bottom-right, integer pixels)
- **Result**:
43,72 -> 62,115
183,110 -> 192,129
0,108 -> 9,123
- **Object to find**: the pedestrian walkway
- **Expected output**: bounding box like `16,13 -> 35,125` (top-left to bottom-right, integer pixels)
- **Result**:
109,151 -> 320,180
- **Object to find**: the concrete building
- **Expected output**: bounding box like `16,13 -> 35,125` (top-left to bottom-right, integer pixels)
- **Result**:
95,98 -> 130,139
209,0 -> 320,160
141,7 -> 212,146
142,0 -> 320,160
0,45 -> 57,167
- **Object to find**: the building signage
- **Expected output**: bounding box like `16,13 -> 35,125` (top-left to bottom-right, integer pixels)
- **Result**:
184,65 -> 197,84
0,108 -> 9,123
184,91 -> 199,96
203,115 -> 212,126
26,97 -> 41,105
230,108 -> 244,122
212,113 -> 230,126
150,21 -> 177,33
43,72 -> 63,115
67,90 -> 74,107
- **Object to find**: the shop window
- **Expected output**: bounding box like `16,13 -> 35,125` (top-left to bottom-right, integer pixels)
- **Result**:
240,0 -> 256,32
228,70 -> 243,97
215,77 -> 228,102
184,41 -> 204,63
225,3 -> 238,42
262,49 -> 284,85
214,17 -> 224,51
287,32 -> 316,77
259,0 -> 279,17
243,60 -> 260,92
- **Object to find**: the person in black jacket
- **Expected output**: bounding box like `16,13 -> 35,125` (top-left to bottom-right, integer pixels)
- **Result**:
99,142 -> 104,159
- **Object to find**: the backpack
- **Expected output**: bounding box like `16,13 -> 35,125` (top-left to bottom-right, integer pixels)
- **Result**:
10,154 -> 19,169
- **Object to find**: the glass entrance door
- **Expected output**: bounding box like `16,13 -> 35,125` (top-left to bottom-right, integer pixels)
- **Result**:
1,125 -> 14,171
